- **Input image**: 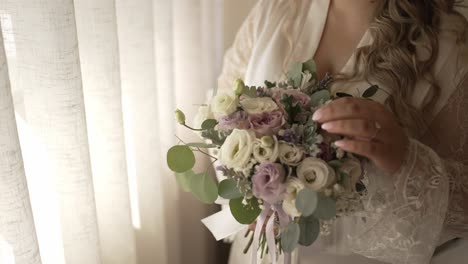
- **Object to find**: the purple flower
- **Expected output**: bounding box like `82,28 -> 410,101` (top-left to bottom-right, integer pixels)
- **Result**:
248,111 -> 285,137
252,162 -> 286,204
317,142 -> 334,162
217,111 -> 250,131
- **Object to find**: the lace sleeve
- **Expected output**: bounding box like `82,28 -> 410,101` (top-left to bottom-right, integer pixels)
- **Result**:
421,74 -> 468,237
347,75 -> 468,264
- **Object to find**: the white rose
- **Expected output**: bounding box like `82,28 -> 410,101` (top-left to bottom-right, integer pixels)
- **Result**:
297,157 -> 336,191
278,142 -> 304,166
211,92 -> 238,116
193,105 -> 214,137
240,97 -> 278,115
282,177 -> 305,217
252,136 -> 279,163
339,157 -> 362,192
219,129 -> 255,170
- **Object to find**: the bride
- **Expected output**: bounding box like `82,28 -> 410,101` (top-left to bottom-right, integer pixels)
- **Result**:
218,0 -> 468,263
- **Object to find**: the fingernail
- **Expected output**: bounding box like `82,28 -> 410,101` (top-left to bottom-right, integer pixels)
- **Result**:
321,122 -> 332,130
334,140 -> 345,147
312,109 -> 322,121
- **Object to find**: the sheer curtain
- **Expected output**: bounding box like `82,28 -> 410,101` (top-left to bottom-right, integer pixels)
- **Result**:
0,0 -> 249,263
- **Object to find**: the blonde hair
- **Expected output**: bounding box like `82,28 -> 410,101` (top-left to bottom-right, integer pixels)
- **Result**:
342,0 -> 468,136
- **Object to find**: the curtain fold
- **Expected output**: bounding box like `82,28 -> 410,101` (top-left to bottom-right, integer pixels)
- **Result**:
73,0 -> 137,263
0,22 -> 41,264
2,0 -> 101,263
0,0 -> 236,263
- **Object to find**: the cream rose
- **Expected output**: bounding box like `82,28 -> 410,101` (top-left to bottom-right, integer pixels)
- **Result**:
252,136 -> 279,163
339,157 -> 362,192
278,142 -> 304,166
240,97 -> 278,115
219,129 -> 255,170
282,177 -> 305,217
211,92 -> 238,116
297,157 -> 336,191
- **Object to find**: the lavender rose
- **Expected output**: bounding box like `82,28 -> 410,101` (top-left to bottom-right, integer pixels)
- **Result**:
217,111 -> 250,131
252,162 -> 286,204
272,89 -> 311,109
248,110 -> 285,137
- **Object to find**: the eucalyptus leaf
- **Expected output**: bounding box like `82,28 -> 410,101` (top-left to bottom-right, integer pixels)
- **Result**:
242,86 -> 258,98
313,195 -> 337,220
335,92 -> 353,98
175,170 -> 195,192
201,119 -> 218,130
298,215 -> 320,246
328,160 -> 343,169
189,172 -> 218,204
281,222 -> 300,253
167,145 -> 195,173
218,179 -> 243,199
302,60 -> 317,74
186,142 -> 218,149
362,85 -> 379,98
295,188 -> 318,217
287,62 -> 303,88
229,197 -> 261,224
310,90 -> 331,107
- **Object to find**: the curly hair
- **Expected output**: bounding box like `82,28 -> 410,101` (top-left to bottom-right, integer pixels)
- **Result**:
341,0 -> 468,136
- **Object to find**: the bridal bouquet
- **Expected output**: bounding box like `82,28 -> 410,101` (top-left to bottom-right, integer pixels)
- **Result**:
167,60 -> 376,263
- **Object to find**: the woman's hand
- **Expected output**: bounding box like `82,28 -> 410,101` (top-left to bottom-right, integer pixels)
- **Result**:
312,97 -> 409,174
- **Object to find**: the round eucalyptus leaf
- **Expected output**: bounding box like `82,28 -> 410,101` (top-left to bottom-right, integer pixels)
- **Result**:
167,145 -> 195,173
175,170 -> 196,192
295,188 -> 318,217
313,195 -> 337,220
218,179 -> 243,199
201,119 -> 218,130
287,62 -> 303,88
281,222 -> 300,253
310,90 -> 331,107
229,197 -> 261,224
302,60 -> 317,74
298,215 -> 320,246
189,172 -> 218,204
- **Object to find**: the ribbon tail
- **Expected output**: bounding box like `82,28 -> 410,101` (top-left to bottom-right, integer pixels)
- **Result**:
252,205 -> 270,264
274,205 -> 292,264
265,211 -> 277,264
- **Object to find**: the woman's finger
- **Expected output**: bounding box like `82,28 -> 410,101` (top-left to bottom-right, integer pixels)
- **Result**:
312,97 -> 388,124
321,119 -> 387,142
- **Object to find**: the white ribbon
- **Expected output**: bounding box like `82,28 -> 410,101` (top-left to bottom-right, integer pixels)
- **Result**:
252,203 -> 292,264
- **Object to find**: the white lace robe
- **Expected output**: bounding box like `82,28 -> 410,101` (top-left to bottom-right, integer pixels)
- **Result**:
219,1 -> 468,264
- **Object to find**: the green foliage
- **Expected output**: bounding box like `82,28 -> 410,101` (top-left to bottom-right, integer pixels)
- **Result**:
362,85 -> 379,98
287,62 -> 303,88
201,119 -> 218,130
229,197 -> 262,224
302,59 -> 317,74
313,195 -> 337,220
186,142 -> 218,149
295,188 -> 319,217
201,128 -> 226,145
298,215 -> 320,246
335,92 -> 353,98
281,222 -> 300,253
242,85 -> 258,98
281,95 -> 302,123
218,179 -> 243,199
175,170 -> 196,192
310,89 -> 331,107
303,122 -> 320,153
167,145 -> 195,173
190,172 -> 218,204
264,80 -> 276,89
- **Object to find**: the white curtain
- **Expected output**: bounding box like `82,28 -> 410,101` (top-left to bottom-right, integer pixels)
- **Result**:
0,0 -> 244,263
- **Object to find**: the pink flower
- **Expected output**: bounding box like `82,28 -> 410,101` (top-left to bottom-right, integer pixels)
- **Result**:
248,111 -> 285,137
252,162 -> 286,204
217,111 -> 250,131
272,89 -> 311,109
